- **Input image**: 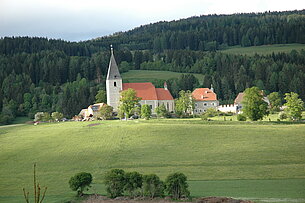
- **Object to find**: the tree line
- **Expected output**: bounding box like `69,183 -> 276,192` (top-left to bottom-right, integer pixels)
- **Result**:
69,169 -> 190,200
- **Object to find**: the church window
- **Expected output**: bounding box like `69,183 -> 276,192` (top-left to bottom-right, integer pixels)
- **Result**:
167,103 -> 169,110
150,105 -> 152,109
114,82 -> 117,87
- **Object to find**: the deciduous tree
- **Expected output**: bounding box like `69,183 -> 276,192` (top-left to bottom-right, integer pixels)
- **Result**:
242,86 -> 269,121
118,88 -> 141,119
68,172 -> 92,196
284,92 -> 304,121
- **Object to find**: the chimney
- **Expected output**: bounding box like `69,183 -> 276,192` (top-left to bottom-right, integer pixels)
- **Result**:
164,82 -> 168,90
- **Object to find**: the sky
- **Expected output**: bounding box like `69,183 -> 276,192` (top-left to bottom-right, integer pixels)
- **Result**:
0,0 -> 304,42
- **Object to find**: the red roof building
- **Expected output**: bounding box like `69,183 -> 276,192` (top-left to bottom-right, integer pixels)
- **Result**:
192,87 -> 219,114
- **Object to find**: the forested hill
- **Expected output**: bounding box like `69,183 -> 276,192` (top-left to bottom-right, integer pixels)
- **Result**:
0,10 -> 305,124
90,10 -> 305,51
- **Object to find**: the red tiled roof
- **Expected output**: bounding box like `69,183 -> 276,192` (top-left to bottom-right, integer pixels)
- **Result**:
122,82 -> 174,101
192,88 -> 217,101
234,93 -> 244,104
156,88 -> 174,100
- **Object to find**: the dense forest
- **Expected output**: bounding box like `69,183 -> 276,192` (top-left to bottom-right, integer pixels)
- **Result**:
0,10 -> 305,124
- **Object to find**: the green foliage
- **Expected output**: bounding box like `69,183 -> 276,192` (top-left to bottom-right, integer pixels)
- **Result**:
98,105 -> 113,120
284,92 -> 304,121
278,111 -> 288,120
142,174 -> 164,198
95,90 -> 107,103
155,104 -> 168,118
34,112 -> 51,122
140,104 -> 151,120
267,92 -> 282,113
204,108 -> 219,117
118,88 -> 141,119
242,87 -> 269,121
51,112 -> 63,121
165,172 -> 190,199
237,114 -> 247,121
124,171 -> 143,197
68,172 -> 92,196
175,90 -> 194,117
104,169 -> 126,198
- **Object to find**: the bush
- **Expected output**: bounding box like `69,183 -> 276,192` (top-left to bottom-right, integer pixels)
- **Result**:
98,105 -> 113,120
51,112 -> 63,121
278,111 -> 288,120
141,104 -> 152,120
104,169 -> 126,198
205,108 -> 219,117
200,113 -> 208,121
237,114 -> 246,121
34,112 -> 51,122
69,172 -> 92,196
143,174 -> 164,198
124,171 -> 143,197
165,172 -> 190,199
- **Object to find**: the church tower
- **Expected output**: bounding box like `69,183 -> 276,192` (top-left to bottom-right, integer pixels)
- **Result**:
106,45 -> 122,112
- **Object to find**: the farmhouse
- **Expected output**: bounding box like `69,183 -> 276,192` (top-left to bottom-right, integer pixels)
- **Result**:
106,47 -> 175,113
192,87 -> 219,114
79,103 -> 106,120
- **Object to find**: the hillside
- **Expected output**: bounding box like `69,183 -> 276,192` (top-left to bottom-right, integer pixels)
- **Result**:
1,10 -> 305,124
1,120 -> 305,202
89,10 -> 305,52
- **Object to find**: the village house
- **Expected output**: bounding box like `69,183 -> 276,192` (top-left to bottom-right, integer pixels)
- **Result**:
79,103 -> 106,120
192,86 -> 219,114
217,92 -> 270,114
106,47 -> 175,114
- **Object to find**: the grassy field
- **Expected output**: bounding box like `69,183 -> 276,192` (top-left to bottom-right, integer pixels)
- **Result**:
121,70 -> 204,84
221,44 -> 305,55
1,119 -> 305,203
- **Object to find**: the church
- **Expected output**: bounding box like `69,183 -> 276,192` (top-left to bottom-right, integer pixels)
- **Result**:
106,47 -> 175,113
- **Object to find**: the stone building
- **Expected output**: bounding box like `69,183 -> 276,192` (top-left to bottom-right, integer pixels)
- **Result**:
192,87 -> 219,114
106,47 -> 175,113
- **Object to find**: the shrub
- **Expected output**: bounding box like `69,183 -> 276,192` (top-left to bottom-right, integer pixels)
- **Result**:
200,113 -> 208,121
51,112 -> 63,121
98,105 -> 113,120
141,104 -> 151,120
237,114 -> 246,121
143,174 -> 164,198
205,108 -> 219,117
278,111 -> 288,120
124,171 -> 143,197
165,172 -> 190,199
104,169 -> 126,198
34,112 -> 51,122
69,172 -> 92,196
155,104 -> 168,118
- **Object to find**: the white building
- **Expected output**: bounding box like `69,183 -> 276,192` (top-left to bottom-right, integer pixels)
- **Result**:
192,87 -> 219,114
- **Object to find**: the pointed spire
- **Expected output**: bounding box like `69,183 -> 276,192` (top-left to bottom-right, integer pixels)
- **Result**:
210,84 -> 214,92
164,82 -> 168,90
106,45 -> 121,80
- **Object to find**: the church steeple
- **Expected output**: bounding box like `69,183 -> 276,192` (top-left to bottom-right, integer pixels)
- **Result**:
106,45 -> 121,80
106,45 -> 122,112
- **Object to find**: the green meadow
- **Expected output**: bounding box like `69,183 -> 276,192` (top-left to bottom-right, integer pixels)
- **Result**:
221,43 -> 305,55
1,119 -> 305,203
121,70 -> 204,84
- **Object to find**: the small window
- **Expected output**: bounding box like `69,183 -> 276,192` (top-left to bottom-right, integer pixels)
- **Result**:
114,82 -> 117,87
204,103 -> 207,106
195,103 -> 198,107
150,105 -> 152,109
167,103 -> 169,110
